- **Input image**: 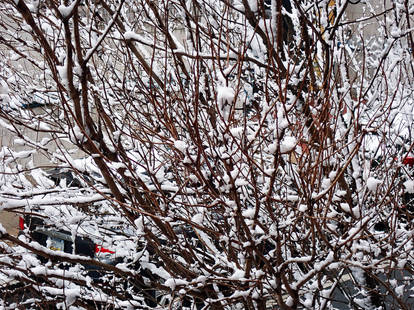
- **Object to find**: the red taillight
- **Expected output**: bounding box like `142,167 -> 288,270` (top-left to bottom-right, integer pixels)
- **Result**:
403,157 -> 414,166
95,245 -> 115,254
19,217 -> 24,230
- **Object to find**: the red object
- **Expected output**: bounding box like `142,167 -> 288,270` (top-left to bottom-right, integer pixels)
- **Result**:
403,156 -> 414,166
19,217 -> 24,230
95,245 -> 115,254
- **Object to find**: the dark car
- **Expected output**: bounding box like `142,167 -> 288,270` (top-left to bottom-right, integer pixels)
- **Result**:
17,212 -> 163,307
19,214 -> 115,273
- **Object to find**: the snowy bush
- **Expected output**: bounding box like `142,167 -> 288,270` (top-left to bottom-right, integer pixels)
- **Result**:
1,0 -> 414,309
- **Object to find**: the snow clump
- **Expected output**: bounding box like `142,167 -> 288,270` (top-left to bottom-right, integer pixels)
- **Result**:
280,136 -> 297,153
174,140 -> 188,152
217,86 -> 235,120
366,177 -> 382,192
404,180 -> 414,193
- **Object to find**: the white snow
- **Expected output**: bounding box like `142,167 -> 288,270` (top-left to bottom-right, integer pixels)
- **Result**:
242,208 -> 255,219
321,178 -> 331,189
0,223 -> 6,236
192,213 -> 203,224
352,206 -> 361,218
267,142 -> 277,153
174,140 -> 188,152
57,61 -> 68,87
340,203 -> 351,213
230,269 -> 245,280
230,127 -> 244,138
280,136 -> 297,153
217,86 -> 235,120
164,278 -> 188,290
58,1 -> 77,18
404,180 -> 414,193
395,284 -> 405,297
0,82 -> 8,95
73,125 -> 85,141
366,177 -> 382,192
235,178 -> 249,186
0,193 -> 106,208
247,0 -> 257,12
124,31 -> 141,41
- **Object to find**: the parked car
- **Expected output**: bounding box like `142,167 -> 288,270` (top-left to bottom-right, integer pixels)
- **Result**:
17,211 -> 163,307
19,213 -> 115,272
13,167 -> 162,307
